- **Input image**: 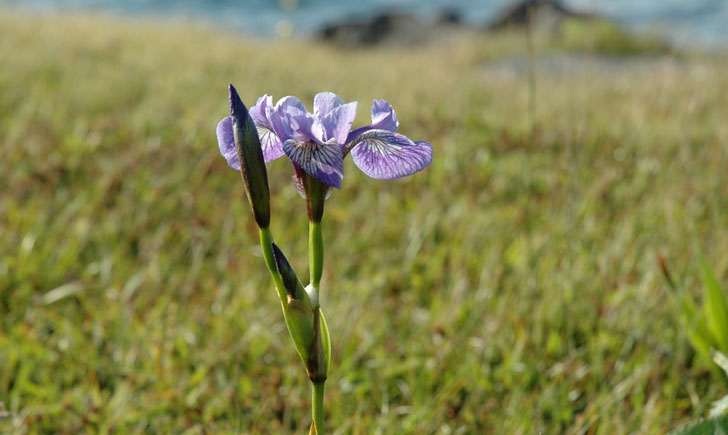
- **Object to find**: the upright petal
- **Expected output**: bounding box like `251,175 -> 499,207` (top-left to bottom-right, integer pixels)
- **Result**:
313,92 -> 344,118
350,130 -> 432,180
249,94 -> 273,125
345,100 -> 399,146
370,99 -> 399,132
249,94 -> 285,163
268,106 -> 293,142
275,95 -> 307,114
283,139 -> 344,189
313,102 -> 357,145
271,97 -> 315,143
216,116 -> 240,170
286,108 -> 317,143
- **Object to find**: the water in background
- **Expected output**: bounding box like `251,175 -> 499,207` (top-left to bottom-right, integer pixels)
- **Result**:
1,0 -> 726,48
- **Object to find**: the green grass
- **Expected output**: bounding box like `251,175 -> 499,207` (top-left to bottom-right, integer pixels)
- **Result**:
559,18 -> 672,55
1,10 -> 728,434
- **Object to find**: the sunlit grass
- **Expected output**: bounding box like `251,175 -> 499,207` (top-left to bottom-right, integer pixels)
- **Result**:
1,10 -> 727,433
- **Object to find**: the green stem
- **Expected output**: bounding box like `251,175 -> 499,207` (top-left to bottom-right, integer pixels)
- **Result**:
311,381 -> 325,434
259,227 -> 286,305
308,221 -> 326,434
309,221 -> 323,298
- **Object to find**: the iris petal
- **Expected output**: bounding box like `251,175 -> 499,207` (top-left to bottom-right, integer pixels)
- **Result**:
286,109 -> 317,143
270,102 -> 316,144
216,116 -> 240,170
249,94 -> 273,125
370,99 -> 399,132
283,139 -> 344,189
249,94 -> 284,163
314,102 -> 357,145
275,96 -> 307,113
345,99 -> 399,145
350,129 -> 432,180
257,124 -> 285,163
313,92 -> 344,118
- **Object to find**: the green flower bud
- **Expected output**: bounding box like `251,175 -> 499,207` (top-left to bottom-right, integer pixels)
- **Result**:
272,243 -> 307,301
308,307 -> 331,383
229,84 -> 270,228
272,243 -> 330,381
272,243 -> 314,366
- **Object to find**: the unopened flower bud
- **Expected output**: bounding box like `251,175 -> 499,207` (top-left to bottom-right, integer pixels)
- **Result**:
272,243 -> 308,302
271,243 -> 315,366
308,308 -> 330,383
271,243 -> 330,381
229,83 -> 270,228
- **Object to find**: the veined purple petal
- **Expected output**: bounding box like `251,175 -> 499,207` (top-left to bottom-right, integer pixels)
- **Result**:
345,100 -> 399,145
257,124 -> 285,163
313,92 -> 344,118
283,139 -> 344,188
371,99 -> 399,132
216,116 -> 240,170
292,174 -> 307,199
314,101 -> 357,145
350,129 -> 432,180
249,94 -> 285,163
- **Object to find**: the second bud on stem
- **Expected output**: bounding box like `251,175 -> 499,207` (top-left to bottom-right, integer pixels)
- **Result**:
272,243 -> 331,381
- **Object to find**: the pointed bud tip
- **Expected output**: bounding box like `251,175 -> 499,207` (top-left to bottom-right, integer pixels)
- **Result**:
271,242 -> 284,270
228,83 -> 270,227
228,83 -> 248,119
271,243 -> 300,298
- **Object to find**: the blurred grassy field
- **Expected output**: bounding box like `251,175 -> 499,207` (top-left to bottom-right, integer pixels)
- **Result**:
1,10 -> 728,434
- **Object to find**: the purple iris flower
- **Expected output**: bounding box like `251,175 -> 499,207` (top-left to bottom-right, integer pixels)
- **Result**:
217,92 -> 432,189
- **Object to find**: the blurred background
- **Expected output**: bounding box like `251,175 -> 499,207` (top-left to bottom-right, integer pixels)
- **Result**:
1,0 -> 727,47
1,0 -> 727,433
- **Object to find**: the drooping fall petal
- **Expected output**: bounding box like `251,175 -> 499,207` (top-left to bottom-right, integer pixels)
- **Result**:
283,139 -> 345,189
350,130 -> 432,180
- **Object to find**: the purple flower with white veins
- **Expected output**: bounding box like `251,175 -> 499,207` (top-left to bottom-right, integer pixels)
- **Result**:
217,91 -> 432,189
345,99 -> 433,181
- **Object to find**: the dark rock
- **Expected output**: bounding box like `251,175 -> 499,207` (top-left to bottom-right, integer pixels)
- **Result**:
319,10 -> 466,48
490,0 -> 595,33
436,9 -> 462,25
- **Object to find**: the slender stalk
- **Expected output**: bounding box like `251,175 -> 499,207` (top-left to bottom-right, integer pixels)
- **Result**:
259,227 -> 287,305
309,221 -> 323,298
308,220 -> 326,433
311,381 -> 325,434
